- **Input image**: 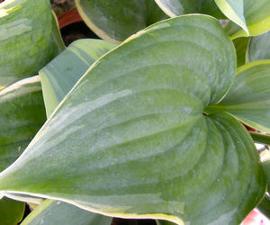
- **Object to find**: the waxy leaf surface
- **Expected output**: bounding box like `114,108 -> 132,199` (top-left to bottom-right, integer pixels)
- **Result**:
39,39 -> 116,116
21,199 -> 112,225
0,15 -> 265,225
76,0 -> 168,42
0,0 -> 64,89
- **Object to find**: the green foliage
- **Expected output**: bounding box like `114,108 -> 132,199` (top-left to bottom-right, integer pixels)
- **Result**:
76,0 -> 168,42
0,0 -> 64,89
21,199 -> 112,225
0,197 -> 25,225
0,0 -> 270,224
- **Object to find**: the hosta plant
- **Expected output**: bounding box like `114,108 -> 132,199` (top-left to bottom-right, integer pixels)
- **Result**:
1,0 -> 270,225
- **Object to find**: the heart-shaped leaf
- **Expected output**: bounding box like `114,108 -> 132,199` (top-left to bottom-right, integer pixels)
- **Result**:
39,39 -> 116,116
154,0 -> 223,18
248,31 -> 270,62
75,0 -> 168,42
21,199 -> 112,225
0,0 -> 64,89
0,15 -> 265,225
211,61 -> 270,133
0,197 -> 25,225
0,76 -> 46,172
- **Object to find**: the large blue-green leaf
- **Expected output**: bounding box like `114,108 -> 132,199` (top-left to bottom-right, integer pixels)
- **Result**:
248,31 -> 270,61
0,0 -> 64,89
21,199 -> 112,225
0,197 -> 25,225
0,15 -> 265,225
154,0 -> 223,18
0,76 -> 46,171
210,61 -> 270,133
75,0 -> 168,42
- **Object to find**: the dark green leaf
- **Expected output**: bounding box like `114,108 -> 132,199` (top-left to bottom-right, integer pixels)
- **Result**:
211,61 -> 270,133
233,37 -> 249,67
0,76 -> 46,171
248,31 -> 270,61
0,0 -> 64,89
21,199 -> 112,225
39,39 -> 116,116
251,132 -> 270,145
0,15 -> 265,225
0,197 -> 25,225
257,195 -> 270,219
75,0 -> 168,42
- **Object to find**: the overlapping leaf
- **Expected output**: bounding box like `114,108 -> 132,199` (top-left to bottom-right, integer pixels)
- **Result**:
21,199 -> 112,225
214,61 -> 270,133
0,197 -> 25,225
155,0 -> 270,38
0,15 -> 265,225
248,31 -> 270,61
39,39 -> 116,116
0,0 -> 64,89
75,0 -> 168,42
154,0 -> 223,18
0,76 -> 46,171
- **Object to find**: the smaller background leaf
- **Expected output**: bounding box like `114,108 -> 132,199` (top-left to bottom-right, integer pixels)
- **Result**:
0,76 -> 46,171
39,39 -> 116,116
0,197 -> 25,225
76,0 -> 168,42
248,31 -> 270,62
21,199 -> 112,225
210,61 -> 270,133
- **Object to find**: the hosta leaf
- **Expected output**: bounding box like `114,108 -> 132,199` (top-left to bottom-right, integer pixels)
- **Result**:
214,0 -> 248,34
155,0 -> 270,38
248,31 -> 270,61
0,15 -> 265,225
39,39 -> 116,116
21,199 -> 112,225
213,61 -> 270,133
0,76 -> 46,171
75,0 -> 168,42
229,0 -> 270,38
154,0 -> 223,18
0,0 -> 64,89
0,197 -> 25,225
